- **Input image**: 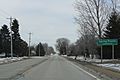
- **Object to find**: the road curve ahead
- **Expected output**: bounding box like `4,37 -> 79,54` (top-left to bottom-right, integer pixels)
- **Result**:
17,55 -> 98,80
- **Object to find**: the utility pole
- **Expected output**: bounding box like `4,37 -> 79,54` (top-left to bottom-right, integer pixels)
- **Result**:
28,32 -> 32,57
39,43 -> 40,56
7,17 -> 14,59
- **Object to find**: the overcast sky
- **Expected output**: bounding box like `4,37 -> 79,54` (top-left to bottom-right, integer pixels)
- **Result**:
0,0 -> 78,47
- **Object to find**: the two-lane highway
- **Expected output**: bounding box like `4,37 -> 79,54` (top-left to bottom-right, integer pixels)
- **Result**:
17,55 -> 99,80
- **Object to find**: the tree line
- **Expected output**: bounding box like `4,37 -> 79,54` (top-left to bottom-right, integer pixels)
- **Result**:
30,43 -> 55,56
0,19 -> 55,57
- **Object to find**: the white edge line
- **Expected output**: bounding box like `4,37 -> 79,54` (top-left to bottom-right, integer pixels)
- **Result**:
67,60 -> 101,80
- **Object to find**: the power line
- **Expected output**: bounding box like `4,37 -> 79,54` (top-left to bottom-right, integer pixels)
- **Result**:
0,9 -> 13,27
0,8 -> 11,17
0,13 -> 10,23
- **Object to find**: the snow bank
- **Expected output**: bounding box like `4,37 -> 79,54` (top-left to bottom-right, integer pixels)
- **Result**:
68,56 -> 113,62
67,56 -> 120,71
85,59 -> 114,63
0,57 -> 24,64
97,63 -> 120,71
31,56 -> 44,58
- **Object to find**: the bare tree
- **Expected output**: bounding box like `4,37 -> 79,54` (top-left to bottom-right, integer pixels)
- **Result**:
75,0 -> 110,38
55,38 -> 70,55
67,43 -> 75,55
48,46 -> 55,55
110,0 -> 120,11
75,33 -> 97,59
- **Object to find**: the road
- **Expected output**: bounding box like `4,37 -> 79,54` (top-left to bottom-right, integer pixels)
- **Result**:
16,55 -> 99,80
0,57 -> 48,80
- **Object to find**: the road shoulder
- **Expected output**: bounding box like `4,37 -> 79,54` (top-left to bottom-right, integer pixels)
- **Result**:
65,57 -> 120,80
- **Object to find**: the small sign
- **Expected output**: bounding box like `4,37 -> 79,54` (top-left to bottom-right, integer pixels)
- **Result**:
97,39 -> 118,46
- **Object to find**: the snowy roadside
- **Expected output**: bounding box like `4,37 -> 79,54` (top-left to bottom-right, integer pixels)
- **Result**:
0,57 -> 28,64
67,56 -> 113,62
65,56 -> 120,80
31,56 -> 49,59
0,56 -> 48,65
67,56 -> 120,72
96,63 -> 120,71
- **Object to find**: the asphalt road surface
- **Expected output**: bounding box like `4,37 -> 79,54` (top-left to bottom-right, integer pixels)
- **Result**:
0,57 -> 48,80
16,55 -> 99,80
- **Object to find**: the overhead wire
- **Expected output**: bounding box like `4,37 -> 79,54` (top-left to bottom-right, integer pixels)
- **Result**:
0,8 -> 11,16
0,8 -> 12,28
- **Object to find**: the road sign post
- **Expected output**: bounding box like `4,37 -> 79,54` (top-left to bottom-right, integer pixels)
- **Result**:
101,46 -> 103,63
112,45 -> 114,60
97,39 -> 118,63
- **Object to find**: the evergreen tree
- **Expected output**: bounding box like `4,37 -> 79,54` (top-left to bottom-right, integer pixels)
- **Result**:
36,42 -> 45,56
11,19 -> 28,56
103,11 -> 120,59
11,19 -> 20,40
104,11 -> 120,39
0,29 -> 2,54
40,43 -> 45,56
1,25 -> 11,56
36,44 -> 40,56
17,39 -> 28,56
11,19 -> 20,56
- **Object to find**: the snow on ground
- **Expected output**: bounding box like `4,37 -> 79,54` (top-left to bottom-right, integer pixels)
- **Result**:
68,56 -> 114,62
85,59 -> 113,63
31,56 -> 46,58
97,63 -> 120,71
67,56 -> 120,72
0,57 -> 25,64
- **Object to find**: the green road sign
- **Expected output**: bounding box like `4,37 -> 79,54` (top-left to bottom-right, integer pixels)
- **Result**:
97,39 -> 118,46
